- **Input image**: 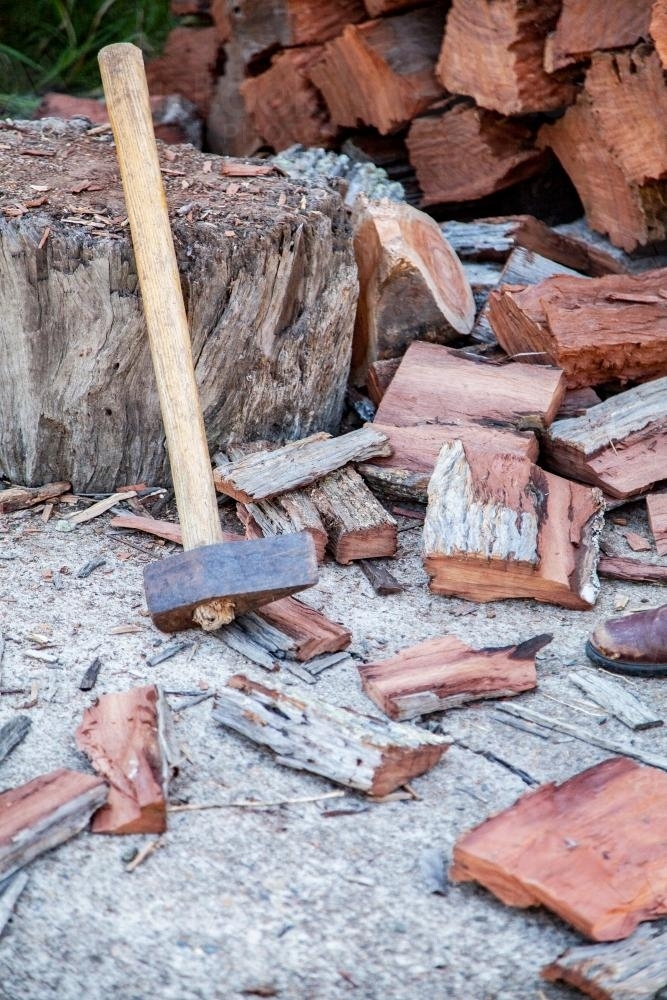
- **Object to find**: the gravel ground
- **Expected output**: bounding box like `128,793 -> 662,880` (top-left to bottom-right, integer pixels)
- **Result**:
0,494 -> 665,1000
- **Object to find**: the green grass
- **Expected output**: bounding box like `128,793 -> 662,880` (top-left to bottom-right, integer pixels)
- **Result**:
0,1 -> 173,116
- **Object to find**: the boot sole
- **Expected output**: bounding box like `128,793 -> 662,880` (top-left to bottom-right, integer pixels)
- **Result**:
585,640 -> 667,678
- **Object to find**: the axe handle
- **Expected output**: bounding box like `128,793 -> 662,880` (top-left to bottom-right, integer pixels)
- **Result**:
98,43 -> 222,553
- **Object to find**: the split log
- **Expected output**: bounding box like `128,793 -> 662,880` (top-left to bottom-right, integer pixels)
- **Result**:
0,482 -> 70,514
258,598 -> 352,661
76,686 -> 174,835
0,120 -> 357,492
647,492 -> 667,555
545,0 -> 653,72
437,0 -> 575,115
554,217 -> 667,277
539,94 -> 667,252
407,101 -> 548,207
463,261 -> 504,315
450,757 -> 667,941
213,427 -> 391,503
366,358 -> 400,405
543,923 -> 667,1000
145,25 -> 220,118
363,0 -> 424,12
351,198 -> 475,383
212,674 -> 448,795
542,378 -> 667,499
0,716 -> 31,764
374,342 -> 566,431
309,466 -> 397,563
236,494 -> 328,563
359,633 -> 550,721
598,557 -> 667,585
308,8 -> 446,135
653,0 -> 667,68
422,440 -> 604,609
240,47 -> 337,151
358,421 -> 538,504
0,770 -> 108,881
569,668 -> 663,731
489,271 -> 667,388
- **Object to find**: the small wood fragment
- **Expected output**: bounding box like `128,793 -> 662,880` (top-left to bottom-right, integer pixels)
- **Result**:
110,513 -> 242,546
66,491 -> 137,526
0,871 -> 29,938
647,493 -> 667,556
213,674 -> 448,796
0,769 -> 108,880
213,427 -> 391,503
78,658 -> 102,692
598,557 -> 667,585
451,757 -> 667,941
359,633 -> 550,721
0,716 -> 31,763
76,686 -> 173,835
309,467 -> 397,564
624,531 -> 652,553
543,922 -> 667,999
358,559 -> 404,596
569,668 -> 663,731
0,481 -> 70,514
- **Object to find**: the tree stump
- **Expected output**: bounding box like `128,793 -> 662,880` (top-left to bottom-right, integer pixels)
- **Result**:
0,119 -> 357,491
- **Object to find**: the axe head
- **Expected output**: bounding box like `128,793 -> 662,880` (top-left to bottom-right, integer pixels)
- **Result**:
144,532 -> 318,632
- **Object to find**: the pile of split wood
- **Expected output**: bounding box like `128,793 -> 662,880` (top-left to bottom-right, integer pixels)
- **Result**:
141,0 -> 667,253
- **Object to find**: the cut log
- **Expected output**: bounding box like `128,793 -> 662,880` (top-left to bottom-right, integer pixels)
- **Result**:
351,198 -> 475,383
647,492 -> 667,555
213,427 -> 391,503
359,633 -> 550,721
358,422 -> 538,504
407,101 -> 548,207
374,342 -> 565,431
422,440 -> 604,609
366,357 -> 400,405
308,8 -> 446,135
539,94 -> 667,252
146,25 -> 220,118
0,716 -> 31,764
212,673 -> 448,795
0,120 -> 356,492
437,0 -> 575,115
489,271 -> 667,388
569,668 -> 663,731
76,686 -> 173,835
309,466 -> 397,563
0,770 -> 108,881
236,493 -> 328,563
258,597 -> 352,661
545,0 -> 653,72
652,0 -> 667,68
542,378 -> 667,499
240,47 -> 337,151
0,481 -> 70,514
543,923 -> 667,1000
598,557 -> 667,585
450,757 -> 667,941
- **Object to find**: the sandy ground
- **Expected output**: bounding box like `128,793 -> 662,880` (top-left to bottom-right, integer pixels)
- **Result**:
0,493 -> 666,1000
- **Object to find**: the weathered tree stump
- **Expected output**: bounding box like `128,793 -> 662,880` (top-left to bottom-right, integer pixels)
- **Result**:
0,118 -> 357,491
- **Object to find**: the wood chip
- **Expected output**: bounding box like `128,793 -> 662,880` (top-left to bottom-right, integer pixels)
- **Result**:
569,668 -> 663,731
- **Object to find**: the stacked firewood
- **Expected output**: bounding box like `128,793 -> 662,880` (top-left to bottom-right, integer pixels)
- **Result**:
148,0 -> 667,252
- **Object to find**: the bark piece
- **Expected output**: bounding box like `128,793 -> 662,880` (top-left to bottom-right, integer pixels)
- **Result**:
423,440 -> 604,609
359,422 -> 538,504
543,923 -> 667,999
146,25 -> 220,118
490,272 -> 667,388
308,8 -> 446,135
374,342 -> 565,431
0,121 -> 356,492
351,198 -> 475,384
450,757 -> 667,941
76,686 -> 173,835
647,493 -> 667,556
0,482 -> 70,514
437,0 -> 575,115
237,496 -> 328,564
0,716 -> 31,764
0,769 -> 108,880
366,358 -> 400,406
358,560 -> 404,595
213,674 -> 448,795
545,0 -> 653,72
359,633 -> 550,721
543,379 -> 667,499
213,427 -> 391,503
407,102 -> 547,207
240,47 -> 337,151
569,668 -> 662,731
309,467 -> 397,564
598,557 -> 667,585
258,597 -> 352,661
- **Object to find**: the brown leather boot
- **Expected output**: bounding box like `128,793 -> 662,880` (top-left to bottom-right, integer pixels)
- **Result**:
586,604 -> 667,676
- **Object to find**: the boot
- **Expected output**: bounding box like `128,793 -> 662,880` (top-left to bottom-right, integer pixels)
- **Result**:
586,604 -> 667,677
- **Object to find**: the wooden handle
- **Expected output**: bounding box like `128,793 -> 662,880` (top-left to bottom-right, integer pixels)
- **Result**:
98,43 -> 222,552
